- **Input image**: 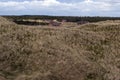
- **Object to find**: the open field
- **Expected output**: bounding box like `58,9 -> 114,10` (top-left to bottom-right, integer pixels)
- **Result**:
0,16 -> 120,80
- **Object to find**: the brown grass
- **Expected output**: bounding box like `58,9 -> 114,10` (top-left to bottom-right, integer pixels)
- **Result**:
0,17 -> 120,80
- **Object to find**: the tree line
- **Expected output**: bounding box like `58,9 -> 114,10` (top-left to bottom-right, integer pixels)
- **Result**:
3,15 -> 120,22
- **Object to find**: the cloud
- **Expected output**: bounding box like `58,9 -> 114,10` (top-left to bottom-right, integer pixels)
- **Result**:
0,0 -> 108,10
0,0 -> 120,16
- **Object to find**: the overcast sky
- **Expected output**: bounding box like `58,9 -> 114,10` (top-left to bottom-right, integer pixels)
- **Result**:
0,0 -> 120,16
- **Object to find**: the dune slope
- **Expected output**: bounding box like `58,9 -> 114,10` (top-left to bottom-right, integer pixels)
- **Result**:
0,17 -> 120,80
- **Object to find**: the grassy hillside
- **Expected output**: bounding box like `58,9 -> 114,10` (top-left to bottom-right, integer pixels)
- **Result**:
0,17 -> 120,80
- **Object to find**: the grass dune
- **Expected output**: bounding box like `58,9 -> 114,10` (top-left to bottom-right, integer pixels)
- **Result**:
0,17 -> 120,80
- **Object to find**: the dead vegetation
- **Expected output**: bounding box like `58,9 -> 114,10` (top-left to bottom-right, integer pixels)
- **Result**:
0,17 -> 120,80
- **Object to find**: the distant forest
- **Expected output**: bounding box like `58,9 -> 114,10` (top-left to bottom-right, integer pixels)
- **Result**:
3,15 -> 120,22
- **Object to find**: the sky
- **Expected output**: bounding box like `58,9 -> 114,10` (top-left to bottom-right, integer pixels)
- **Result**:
0,0 -> 120,16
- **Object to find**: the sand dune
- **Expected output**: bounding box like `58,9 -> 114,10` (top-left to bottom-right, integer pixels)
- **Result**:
0,17 -> 120,80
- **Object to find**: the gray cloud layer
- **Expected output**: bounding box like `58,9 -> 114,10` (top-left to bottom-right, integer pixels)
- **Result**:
0,0 -> 120,16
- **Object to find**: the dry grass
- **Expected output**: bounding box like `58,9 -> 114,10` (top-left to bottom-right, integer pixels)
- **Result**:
0,17 -> 120,80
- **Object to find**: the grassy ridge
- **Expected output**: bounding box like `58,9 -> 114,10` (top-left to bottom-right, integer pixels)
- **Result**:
0,17 -> 120,80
